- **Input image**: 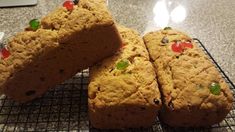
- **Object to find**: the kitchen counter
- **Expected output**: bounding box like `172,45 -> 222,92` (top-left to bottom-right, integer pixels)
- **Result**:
0,0 -> 234,83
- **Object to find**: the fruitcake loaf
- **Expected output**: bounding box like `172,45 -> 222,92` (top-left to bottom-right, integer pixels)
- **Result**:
88,26 -> 162,129
143,27 -> 233,127
0,0 -> 122,102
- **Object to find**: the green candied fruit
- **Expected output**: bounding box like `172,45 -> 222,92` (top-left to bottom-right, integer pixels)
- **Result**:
210,82 -> 221,95
29,19 -> 40,30
164,27 -> 172,30
116,60 -> 129,70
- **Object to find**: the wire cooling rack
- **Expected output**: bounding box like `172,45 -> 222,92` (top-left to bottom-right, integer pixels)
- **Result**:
0,39 -> 234,132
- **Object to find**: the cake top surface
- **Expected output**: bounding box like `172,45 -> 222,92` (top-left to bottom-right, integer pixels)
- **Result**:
41,0 -> 114,40
88,26 -> 161,108
143,29 -> 233,111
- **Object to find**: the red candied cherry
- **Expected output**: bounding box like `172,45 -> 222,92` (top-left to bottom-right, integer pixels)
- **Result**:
171,42 -> 183,53
63,1 -> 74,11
0,47 -> 10,59
171,41 -> 193,53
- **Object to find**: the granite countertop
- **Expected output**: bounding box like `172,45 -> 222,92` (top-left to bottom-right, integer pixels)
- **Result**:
0,0 -> 234,82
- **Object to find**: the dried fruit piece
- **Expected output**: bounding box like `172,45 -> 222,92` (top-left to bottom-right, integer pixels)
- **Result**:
116,60 -> 129,70
164,27 -> 172,30
171,41 -> 193,53
153,98 -> 160,105
29,19 -> 40,31
73,0 -> 79,4
161,36 -> 169,45
210,82 -> 221,95
0,46 -> 10,59
171,42 -> 183,53
63,1 -> 74,11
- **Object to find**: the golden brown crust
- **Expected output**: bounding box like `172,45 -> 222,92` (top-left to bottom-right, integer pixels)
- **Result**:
143,29 -> 233,127
88,26 -> 161,129
41,0 -> 113,30
0,0 -> 122,102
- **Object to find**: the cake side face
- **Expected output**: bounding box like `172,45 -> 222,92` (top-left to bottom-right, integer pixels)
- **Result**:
88,26 -> 161,129
143,29 -> 233,127
0,0 -> 122,102
0,29 -> 59,94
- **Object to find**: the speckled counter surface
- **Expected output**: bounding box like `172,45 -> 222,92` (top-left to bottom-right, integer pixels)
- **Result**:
0,0 -> 234,84
0,0 -> 234,83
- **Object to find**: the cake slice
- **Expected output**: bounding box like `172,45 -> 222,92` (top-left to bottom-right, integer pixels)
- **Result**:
0,0 -> 122,102
88,26 -> 161,129
143,28 -> 233,127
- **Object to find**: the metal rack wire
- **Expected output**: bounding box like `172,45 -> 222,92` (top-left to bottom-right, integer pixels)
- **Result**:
0,39 -> 234,132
